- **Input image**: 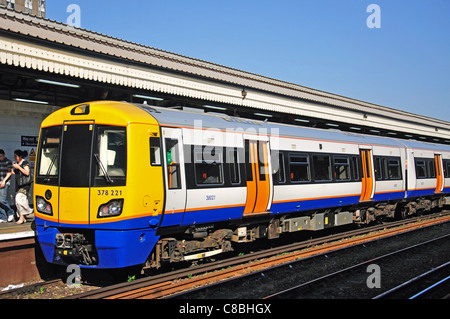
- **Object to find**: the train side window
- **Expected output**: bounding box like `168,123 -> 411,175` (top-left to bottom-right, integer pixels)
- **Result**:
289,154 -> 310,182
313,154 -> 331,181
445,160 -> 450,178
374,157 -> 382,180
227,148 -> 241,185
273,152 -> 286,183
165,138 -> 181,189
388,158 -> 401,179
415,159 -> 427,179
150,137 -> 161,166
194,146 -> 224,185
427,160 -> 436,178
351,156 -> 360,181
382,158 -> 388,180
334,156 -> 350,181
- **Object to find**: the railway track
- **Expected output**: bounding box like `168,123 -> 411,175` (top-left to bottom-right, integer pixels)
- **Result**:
0,279 -> 62,299
66,211 -> 450,299
263,233 -> 450,299
374,261 -> 450,299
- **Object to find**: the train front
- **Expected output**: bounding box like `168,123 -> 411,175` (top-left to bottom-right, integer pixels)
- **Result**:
34,101 -> 164,269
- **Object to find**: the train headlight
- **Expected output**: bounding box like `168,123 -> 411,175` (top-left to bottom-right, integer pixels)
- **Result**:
36,196 -> 53,216
98,199 -> 124,218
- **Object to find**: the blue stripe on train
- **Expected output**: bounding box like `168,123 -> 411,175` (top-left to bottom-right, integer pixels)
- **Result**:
372,191 -> 405,202
271,195 -> 360,215
407,188 -> 435,198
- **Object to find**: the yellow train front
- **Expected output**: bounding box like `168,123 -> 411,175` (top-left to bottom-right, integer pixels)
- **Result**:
34,101 -> 164,269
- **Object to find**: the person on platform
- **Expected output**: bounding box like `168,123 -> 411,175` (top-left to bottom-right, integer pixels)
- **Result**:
12,150 -> 33,224
0,149 -> 14,223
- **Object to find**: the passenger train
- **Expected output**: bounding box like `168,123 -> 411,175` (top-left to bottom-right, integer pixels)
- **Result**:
33,101 -> 450,269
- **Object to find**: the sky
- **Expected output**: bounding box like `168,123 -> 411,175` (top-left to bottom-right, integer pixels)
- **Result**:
46,0 -> 450,122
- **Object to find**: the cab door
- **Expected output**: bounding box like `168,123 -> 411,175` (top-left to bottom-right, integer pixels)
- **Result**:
160,127 -> 186,226
243,139 -> 273,215
359,148 -> 374,202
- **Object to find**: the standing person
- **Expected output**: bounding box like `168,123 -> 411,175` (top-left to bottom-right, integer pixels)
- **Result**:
12,150 -> 33,224
0,149 -> 14,223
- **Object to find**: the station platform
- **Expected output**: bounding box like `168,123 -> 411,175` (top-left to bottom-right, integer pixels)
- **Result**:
0,216 -> 36,241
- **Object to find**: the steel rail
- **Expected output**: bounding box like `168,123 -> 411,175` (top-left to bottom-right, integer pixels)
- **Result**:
373,261 -> 450,299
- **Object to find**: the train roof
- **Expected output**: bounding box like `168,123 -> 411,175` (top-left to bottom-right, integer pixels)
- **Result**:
135,103 -> 450,153
131,104 -> 382,147
395,138 -> 450,152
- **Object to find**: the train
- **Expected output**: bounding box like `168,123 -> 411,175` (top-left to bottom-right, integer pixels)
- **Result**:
33,101 -> 450,270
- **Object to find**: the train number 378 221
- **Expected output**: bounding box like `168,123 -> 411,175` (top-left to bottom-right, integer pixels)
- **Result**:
97,190 -> 123,196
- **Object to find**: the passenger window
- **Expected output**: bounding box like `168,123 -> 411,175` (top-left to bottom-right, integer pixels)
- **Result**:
334,156 -> 350,181
273,152 -> 286,183
313,154 -> 331,181
445,161 -> 450,178
382,158 -> 387,179
388,159 -> 401,179
195,146 -> 223,185
227,148 -> 241,184
351,156 -> 360,181
415,160 -> 427,178
289,154 -> 310,182
427,160 -> 436,178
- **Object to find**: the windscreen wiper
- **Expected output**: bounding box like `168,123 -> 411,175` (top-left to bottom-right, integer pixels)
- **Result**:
44,155 -> 57,182
94,154 -> 113,184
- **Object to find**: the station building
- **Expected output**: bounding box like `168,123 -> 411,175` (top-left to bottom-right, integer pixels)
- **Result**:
0,6 -> 449,204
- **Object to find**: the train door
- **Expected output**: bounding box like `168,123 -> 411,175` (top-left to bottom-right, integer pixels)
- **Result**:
359,148 -> 374,202
161,127 -> 186,226
243,139 -> 273,215
59,122 -> 94,226
434,154 -> 444,193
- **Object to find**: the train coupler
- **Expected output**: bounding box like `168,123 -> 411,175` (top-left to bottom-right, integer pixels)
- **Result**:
55,233 -> 97,265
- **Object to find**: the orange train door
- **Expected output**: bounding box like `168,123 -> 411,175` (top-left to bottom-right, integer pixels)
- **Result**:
243,140 -> 273,215
435,154 -> 444,193
360,149 -> 374,202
